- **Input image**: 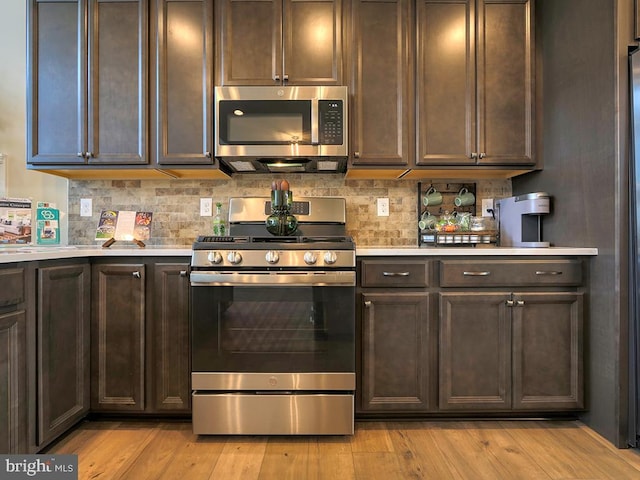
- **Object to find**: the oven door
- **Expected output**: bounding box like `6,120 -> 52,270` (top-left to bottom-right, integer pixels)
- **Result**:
190,271 -> 355,391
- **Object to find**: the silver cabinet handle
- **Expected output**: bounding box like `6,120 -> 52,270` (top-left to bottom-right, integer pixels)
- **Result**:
204,151 -> 211,158
132,271 -> 141,278
354,151 -> 360,158
506,300 -> 515,306
86,152 -> 94,158
283,74 -> 289,82
479,152 -> 486,159
382,271 -> 410,277
516,300 -> 525,306
535,271 -> 563,275
180,271 -> 187,277
274,74 -> 280,82
463,271 -> 490,276
77,152 -> 84,158
364,301 -> 372,307
470,152 -> 478,159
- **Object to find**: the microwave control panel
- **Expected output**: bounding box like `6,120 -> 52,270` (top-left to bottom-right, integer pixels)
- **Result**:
318,100 -> 344,145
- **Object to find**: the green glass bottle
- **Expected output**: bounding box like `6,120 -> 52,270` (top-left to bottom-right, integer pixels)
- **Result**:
212,202 -> 226,236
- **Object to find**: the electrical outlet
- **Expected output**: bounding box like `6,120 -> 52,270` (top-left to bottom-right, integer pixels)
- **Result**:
482,198 -> 494,217
200,198 -> 213,216
80,198 -> 92,217
377,198 -> 389,217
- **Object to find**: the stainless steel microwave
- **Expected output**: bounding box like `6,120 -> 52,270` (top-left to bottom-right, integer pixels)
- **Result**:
214,86 -> 348,174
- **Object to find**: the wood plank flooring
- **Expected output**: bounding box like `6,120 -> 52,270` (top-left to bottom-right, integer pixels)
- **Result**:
45,419 -> 640,480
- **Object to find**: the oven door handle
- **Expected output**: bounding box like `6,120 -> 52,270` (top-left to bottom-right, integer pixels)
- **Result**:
190,271 -> 355,286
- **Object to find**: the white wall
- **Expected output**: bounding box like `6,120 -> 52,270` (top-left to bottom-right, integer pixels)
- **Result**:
0,0 -> 68,244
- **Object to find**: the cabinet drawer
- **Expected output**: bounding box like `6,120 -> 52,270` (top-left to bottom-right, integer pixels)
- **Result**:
360,260 -> 429,287
0,268 -> 25,306
439,260 -> 582,287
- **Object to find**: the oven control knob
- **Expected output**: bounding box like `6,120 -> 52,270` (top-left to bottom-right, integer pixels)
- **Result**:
323,251 -> 338,265
303,251 -> 318,265
227,251 -> 242,265
207,251 -> 223,264
265,250 -> 279,264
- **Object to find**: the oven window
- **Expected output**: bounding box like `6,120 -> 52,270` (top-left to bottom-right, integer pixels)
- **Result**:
191,285 -> 355,373
218,100 -> 312,145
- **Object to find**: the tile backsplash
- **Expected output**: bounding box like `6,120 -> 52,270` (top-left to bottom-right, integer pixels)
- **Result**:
68,175 -> 511,246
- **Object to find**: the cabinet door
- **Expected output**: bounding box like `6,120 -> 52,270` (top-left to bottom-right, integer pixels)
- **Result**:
27,0 -> 87,165
349,0 -> 411,166
439,292 -> 511,410
37,263 -> 90,448
283,0 -> 343,85
153,0 -> 214,165
0,311 -> 28,454
87,0 -> 148,165
91,264 -> 146,411
477,0 -> 534,165
416,0 -> 476,166
512,292 -> 583,410
217,0 -> 282,85
150,263 -> 191,412
360,293 -> 432,411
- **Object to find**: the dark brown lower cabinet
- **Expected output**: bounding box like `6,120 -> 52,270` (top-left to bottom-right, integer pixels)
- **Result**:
0,265 -> 29,454
439,291 -> 584,411
91,263 -> 146,412
36,261 -> 90,448
0,309 -> 28,454
91,259 -> 190,414
512,292 -> 584,410
360,292 -> 432,412
150,263 -> 190,413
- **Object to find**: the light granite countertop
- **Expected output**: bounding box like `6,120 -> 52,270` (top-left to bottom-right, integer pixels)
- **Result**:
0,245 -> 598,264
356,246 -> 598,256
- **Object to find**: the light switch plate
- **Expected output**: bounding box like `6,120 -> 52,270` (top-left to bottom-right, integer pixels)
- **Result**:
377,198 -> 389,217
200,198 -> 213,216
80,198 -> 92,217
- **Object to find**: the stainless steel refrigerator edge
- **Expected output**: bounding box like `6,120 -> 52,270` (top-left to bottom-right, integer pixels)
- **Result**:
628,47 -> 640,447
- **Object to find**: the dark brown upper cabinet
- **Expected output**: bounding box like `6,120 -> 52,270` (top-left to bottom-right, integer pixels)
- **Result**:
347,0 -> 413,170
151,0 -> 214,166
415,0 -> 535,167
27,0 -> 148,166
216,0 -> 343,85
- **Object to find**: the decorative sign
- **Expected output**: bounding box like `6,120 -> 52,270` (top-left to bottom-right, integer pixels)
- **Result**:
0,197 -> 32,245
95,210 -> 152,247
35,202 -> 60,245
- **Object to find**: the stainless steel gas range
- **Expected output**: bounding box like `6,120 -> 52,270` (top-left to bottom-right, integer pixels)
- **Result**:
190,197 -> 355,435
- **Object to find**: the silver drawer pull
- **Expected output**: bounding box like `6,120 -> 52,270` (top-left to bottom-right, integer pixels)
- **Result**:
382,272 -> 410,277
132,271 -> 141,278
463,271 -> 491,276
535,271 -> 563,275
516,300 -> 525,306
364,301 -> 372,307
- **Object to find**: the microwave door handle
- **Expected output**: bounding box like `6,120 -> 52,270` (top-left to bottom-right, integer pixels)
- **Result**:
311,98 -> 319,145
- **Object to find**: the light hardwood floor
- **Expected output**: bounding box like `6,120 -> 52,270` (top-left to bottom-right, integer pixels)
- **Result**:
45,419 -> 640,480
